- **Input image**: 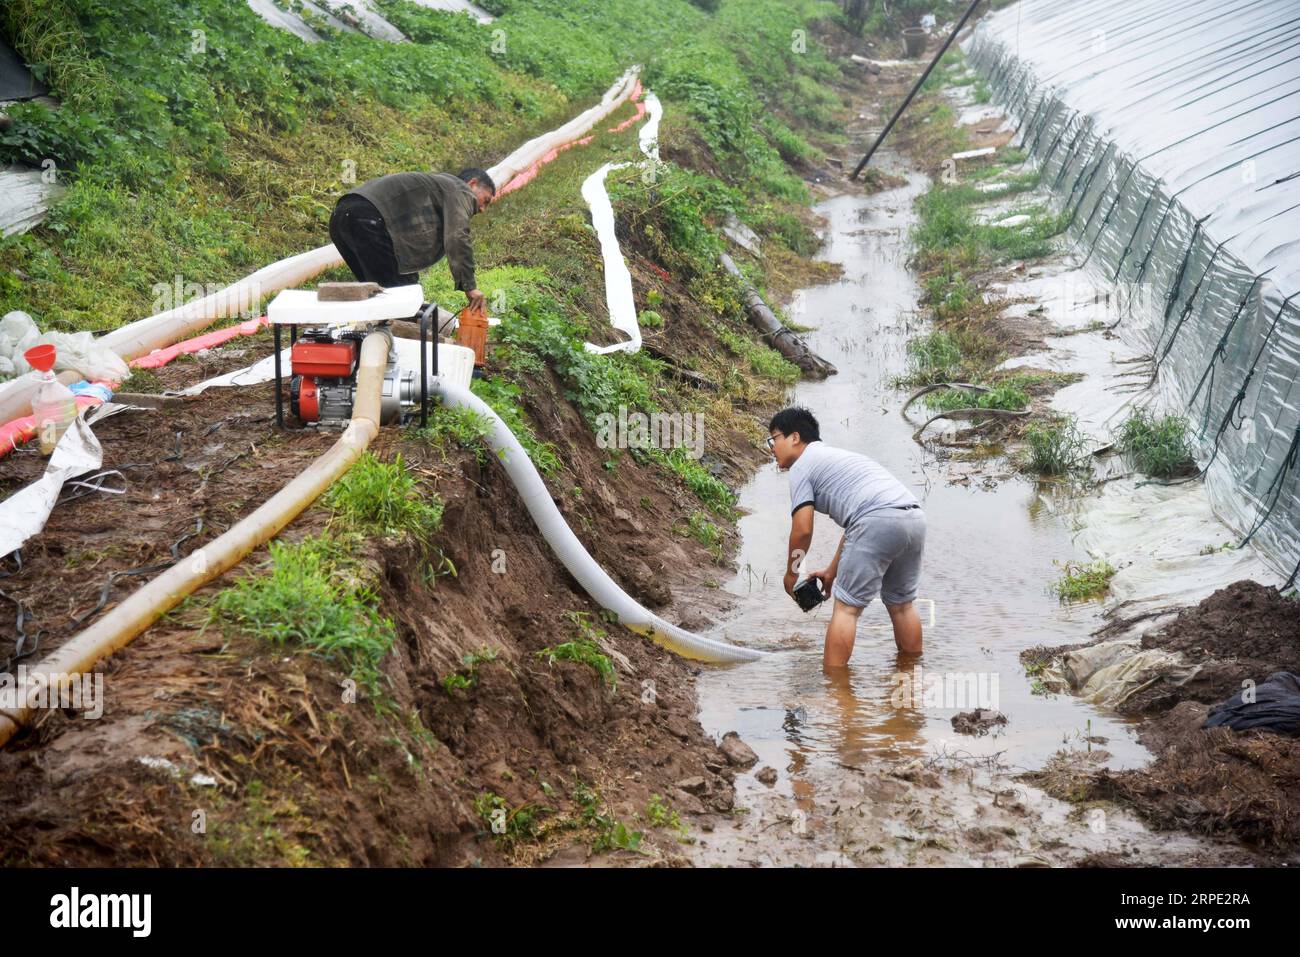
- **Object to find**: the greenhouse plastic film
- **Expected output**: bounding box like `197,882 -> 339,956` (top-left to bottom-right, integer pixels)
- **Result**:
967,0 -> 1300,584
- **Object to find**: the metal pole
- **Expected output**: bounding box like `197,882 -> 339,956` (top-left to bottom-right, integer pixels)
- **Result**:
850,0 -> 984,180
273,322 -> 284,429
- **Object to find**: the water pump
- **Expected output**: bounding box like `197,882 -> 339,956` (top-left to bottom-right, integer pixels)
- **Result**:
287,326 -> 424,428
266,284 -> 439,431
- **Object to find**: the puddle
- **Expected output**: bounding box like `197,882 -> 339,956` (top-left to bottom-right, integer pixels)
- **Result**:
689,156 -> 1259,866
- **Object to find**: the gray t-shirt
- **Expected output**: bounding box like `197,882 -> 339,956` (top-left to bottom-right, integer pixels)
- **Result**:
787,441 -> 918,528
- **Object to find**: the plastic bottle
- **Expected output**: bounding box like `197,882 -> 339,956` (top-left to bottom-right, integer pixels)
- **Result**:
25,344 -> 77,455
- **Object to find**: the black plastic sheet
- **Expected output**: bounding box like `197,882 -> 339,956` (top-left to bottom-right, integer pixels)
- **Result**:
0,38 -> 45,102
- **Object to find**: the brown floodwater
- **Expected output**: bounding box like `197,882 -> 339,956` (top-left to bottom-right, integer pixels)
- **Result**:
699,168 -> 1147,772
685,160 -> 1245,866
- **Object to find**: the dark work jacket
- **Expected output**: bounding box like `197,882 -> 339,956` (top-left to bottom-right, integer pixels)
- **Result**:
347,172 -> 478,290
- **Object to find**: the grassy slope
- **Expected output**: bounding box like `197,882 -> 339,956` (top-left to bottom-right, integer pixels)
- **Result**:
0,0 -> 842,332
0,0 -> 863,529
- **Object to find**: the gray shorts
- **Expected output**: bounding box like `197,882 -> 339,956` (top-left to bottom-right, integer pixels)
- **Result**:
831,506 -> 926,608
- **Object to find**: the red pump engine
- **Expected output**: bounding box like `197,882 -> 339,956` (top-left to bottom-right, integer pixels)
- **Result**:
288,333 -> 360,426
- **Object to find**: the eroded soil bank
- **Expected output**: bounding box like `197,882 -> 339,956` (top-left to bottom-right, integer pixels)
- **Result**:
0,341 -> 765,865
0,7 -> 888,868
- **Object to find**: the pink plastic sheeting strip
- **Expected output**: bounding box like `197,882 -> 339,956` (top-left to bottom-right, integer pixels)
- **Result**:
606,79 -> 647,133
496,80 -> 647,198
495,136 -> 595,197
129,315 -> 269,370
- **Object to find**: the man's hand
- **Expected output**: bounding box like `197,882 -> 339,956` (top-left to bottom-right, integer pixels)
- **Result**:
809,566 -> 836,597
783,570 -> 798,598
466,288 -> 487,315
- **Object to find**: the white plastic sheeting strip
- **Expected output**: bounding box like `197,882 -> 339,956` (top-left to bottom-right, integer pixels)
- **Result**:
1072,477 -> 1279,617
639,91 -> 662,162
180,347 -> 291,396
991,258 -> 1282,613
581,89 -> 663,355
244,0 -> 351,43
0,167 -> 65,238
434,380 -> 766,663
409,0 -> 493,23
0,412 -> 102,557
581,163 -> 640,355
317,1 -> 407,42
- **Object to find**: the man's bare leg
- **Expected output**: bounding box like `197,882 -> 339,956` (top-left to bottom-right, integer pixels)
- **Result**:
824,598 -> 865,669
884,600 -> 922,654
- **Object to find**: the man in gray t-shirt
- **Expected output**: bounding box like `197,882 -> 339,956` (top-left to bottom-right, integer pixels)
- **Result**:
768,406 -> 926,667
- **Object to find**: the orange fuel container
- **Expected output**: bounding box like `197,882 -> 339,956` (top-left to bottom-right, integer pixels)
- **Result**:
457,302 -> 489,368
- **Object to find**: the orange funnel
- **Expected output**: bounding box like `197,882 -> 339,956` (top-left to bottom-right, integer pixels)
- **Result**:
24,344 -> 56,373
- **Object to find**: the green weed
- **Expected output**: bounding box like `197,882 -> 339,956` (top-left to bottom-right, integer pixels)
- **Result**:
573,782 -> 644,853
898,330 -> 964,387
925,380 -> 1030,413
1051,559 -> 1116,602
1118,408 -> 1196,478
208,535 -> 394,700
324,452 -> 443,541
537,612 -> 617,689
474,791 -> 547,849
1024,416 -> 1091,475
441,646 -> 500,695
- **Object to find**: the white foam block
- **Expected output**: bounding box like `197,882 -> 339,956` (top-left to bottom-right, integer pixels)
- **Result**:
267,284 -> 424,326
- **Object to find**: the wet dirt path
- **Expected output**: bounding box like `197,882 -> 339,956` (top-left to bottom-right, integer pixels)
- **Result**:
685,154 -> 1265,867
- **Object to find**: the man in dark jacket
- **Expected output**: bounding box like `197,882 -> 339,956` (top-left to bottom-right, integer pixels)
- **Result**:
329,168 -> 495,313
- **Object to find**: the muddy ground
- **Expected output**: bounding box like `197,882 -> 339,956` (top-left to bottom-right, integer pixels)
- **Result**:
1025,581 -> 1300,859
0,212 -> 805,866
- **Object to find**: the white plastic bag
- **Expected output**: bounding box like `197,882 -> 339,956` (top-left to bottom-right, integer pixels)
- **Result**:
0,310 -> 131,383
38,330 -> 131,383
0,310 -> 41,373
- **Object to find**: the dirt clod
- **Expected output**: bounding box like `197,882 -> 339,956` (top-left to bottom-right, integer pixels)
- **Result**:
951,708 -> 1007,736
720,730 -> 759,768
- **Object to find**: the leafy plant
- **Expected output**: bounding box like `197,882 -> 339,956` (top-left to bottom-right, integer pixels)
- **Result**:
474,791 -> 547,849
208,535 -> 394,700
469,375 -> 562,476
1051,559 -> 1117,602
899,330 -> 964,387
1024,415 -> 1091,475
414,405 -> 493,465
925,381 -> 1030,413
680,510 -> 726,564
1118,408 -> 1196,478
441,646 -> 500,695
718,327 -> 800,384
573,782 -> 644,853
645,793 -> 690,840
537,612 -> 617,689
